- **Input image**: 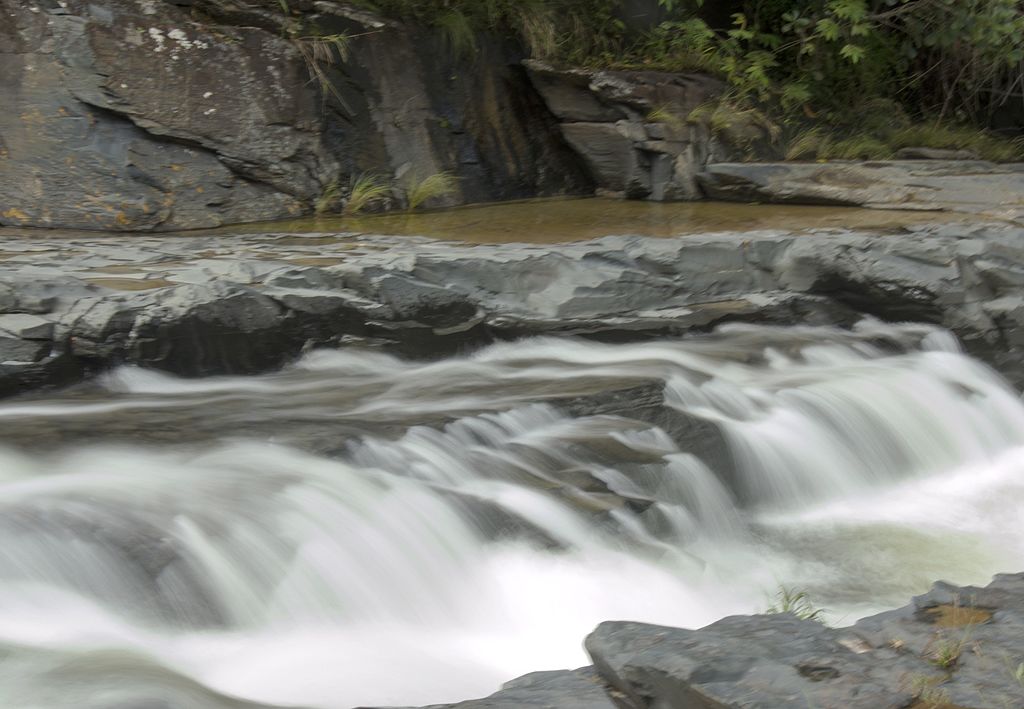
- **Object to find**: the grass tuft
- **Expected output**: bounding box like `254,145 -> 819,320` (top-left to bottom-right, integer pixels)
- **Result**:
405,171 -> 459,211
344,173 -> 392,215
784,121 -> 1024,163
293,32 -> 352,112
765,586 -> 825,623
315,178 -> 341,215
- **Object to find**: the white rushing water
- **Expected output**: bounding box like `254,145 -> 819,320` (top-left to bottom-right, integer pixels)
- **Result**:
1,322 -> 1023,708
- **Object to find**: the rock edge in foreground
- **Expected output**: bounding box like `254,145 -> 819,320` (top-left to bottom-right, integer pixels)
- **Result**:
394,572 -> 1024,709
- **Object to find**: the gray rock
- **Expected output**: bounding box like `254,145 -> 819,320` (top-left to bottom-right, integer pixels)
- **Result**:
525,61 -> 723,202
581,573 -> 1024,709
0,314 -> 55,340
587,615 -> 920,708
698,161 -> 1024,218
0,0 -> 589,231
5,222 -> 1024,395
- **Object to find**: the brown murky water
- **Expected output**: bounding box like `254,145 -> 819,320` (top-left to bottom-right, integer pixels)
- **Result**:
0,198 -> 970,244
223,198 -> 968,243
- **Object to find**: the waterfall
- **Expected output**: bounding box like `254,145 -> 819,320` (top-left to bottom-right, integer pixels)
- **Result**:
0,322 -> 1022,707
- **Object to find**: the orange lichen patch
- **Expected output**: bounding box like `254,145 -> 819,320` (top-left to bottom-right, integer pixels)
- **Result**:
1,208 -> 29,222
923,605 -> 993,628
115,211 -> 130,226
85,278 -> 175,291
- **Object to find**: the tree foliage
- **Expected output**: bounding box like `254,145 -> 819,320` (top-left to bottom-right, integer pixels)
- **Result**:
315,0 -> 1024,128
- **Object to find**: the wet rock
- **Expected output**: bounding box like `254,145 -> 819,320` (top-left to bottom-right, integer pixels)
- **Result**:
556,381 -> 733,478
410,573 -> 1024,709
6,222 -> 1024,396
581,573 -> 1024,709
698,161 -> 1024,218
586,615 -> 920,708
0,314 -> 56,340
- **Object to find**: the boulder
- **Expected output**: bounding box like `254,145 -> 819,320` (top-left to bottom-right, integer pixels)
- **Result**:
524,60 -> 724,201
583,573 -> 1024,708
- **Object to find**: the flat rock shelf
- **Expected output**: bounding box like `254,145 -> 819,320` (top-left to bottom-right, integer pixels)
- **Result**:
5,219 -> 1024,397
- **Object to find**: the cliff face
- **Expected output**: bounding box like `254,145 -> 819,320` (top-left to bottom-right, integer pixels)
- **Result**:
0,0 -> 590,231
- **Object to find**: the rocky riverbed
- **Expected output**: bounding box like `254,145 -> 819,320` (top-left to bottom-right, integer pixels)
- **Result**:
4,204 -> 1024,707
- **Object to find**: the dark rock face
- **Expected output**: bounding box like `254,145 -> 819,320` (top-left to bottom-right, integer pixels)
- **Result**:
0,0 -> 589,230
698,161 -> 1024,219
0,0 -> 315,230
5,222 -> 1024,397
398,573 -> 1024,708
525,61 -> 726,200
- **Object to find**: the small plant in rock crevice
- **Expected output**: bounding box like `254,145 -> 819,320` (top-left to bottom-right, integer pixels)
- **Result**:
765,586 -> 825,623
404,171 -> 459,211
344,173 -> 392,215
315,178 -> 342,214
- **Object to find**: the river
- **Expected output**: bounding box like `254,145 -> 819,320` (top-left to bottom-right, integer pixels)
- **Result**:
0,310 -> 1022,707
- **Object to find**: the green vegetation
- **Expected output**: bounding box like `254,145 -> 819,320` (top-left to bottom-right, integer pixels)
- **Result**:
404,171 -> 460,211
929,634 -> 966,670
339,0 -> 1024,160
784,121 -> 1024,161
344,174 -> 392,215
315,178 -> 342,215
765,586 -> 825,622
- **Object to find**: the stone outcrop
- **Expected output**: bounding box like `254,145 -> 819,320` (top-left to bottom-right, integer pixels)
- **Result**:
0,0 -> 589,231
5,220 -> 1024,397
396,573 -> 1024,708
524,60 -> 727,200
699,160 -> 1024,220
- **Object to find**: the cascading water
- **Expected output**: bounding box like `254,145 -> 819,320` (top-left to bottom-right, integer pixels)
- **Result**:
1,321 -> 1023,708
